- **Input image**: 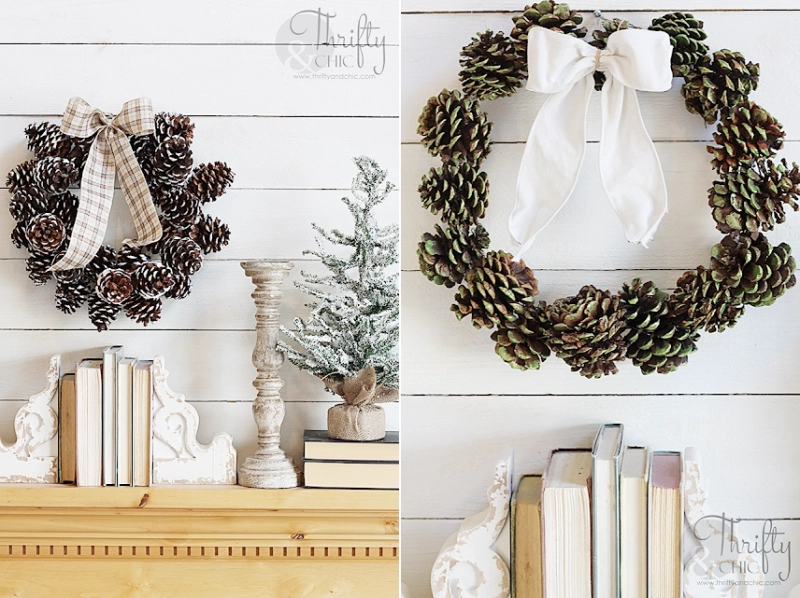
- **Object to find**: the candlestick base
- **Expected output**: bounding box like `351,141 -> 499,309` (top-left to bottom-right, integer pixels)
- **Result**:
238,454 -> 299,489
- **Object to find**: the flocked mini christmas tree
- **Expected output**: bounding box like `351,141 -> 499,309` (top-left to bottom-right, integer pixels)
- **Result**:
279,156 -> 399,440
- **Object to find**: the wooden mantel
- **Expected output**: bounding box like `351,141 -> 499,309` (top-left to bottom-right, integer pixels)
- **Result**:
0,485 -> 399,597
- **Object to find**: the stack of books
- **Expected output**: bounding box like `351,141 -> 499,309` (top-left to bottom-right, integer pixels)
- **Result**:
302,429 -> 399,490
59,346 -> 153,487
512,424 -> 683,598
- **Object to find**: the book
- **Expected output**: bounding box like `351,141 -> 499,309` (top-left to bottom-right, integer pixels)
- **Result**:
511,474 -> 543,598
58,373 -> 76,484
102,345 -> 123,486
75,359 -> 103,487
303,460 -> 398,489
592,423 -> 624,598
648,451 -> 683,598
117,357 -> 135,486
303,429 -> 399,462
132,360 -> 153,487
620,447 -> 648,598
542,448 -> 592,598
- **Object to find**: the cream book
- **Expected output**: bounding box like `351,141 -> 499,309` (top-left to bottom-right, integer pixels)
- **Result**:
542,449 -> 592,598
102,345 -> 122,486
117,357 -> 135,486
304,430 -> 399,462
303,461 -> 398,489
76,359 -> 102,487
58,373 -> 76,484
620,447 -> 648,598
592,423 -> 624,598
648,451 -> 683,598
132,360 -> 153,487
511,474 -> 543,598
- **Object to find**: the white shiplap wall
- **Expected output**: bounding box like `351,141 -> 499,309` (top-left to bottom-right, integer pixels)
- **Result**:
0,0 -> 399,482
400,2 -> 800,597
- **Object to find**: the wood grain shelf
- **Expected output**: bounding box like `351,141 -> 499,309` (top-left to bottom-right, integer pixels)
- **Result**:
0,485 -> 399,597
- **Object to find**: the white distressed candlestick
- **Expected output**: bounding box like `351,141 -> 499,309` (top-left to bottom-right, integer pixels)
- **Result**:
239,260 -> 299,489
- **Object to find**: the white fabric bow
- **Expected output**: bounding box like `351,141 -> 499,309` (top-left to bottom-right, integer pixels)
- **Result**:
510,27 -> 673,258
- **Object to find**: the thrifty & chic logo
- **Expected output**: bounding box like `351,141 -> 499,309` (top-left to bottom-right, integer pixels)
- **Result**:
276,8 -> 386,79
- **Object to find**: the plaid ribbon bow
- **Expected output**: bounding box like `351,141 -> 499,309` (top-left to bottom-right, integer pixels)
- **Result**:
49,97 -> 163,271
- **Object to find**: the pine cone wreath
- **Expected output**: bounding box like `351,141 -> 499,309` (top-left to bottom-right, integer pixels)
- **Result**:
33,157 -> 80,195
459,30 -> 527,101
451,250 -> 538,329
25,252 -> 53,286
186,162 -> 234,203
491,302 -> 551,370
418,89 -> 492,166
96,268 -> 134,305
649,12 -> 709,77
124,295 -> 163,326
510,1 -> 587,55
709,102 -> 785,173
161,237 -> 203,275
155,113 -> 195,145
6,160 -> 36,194
709,159 -> 800,234
619,279 -> 698,375
545,285 -> 632,378
25,213 -> 65,253
419,161 -> 489,225
682,50 -> 759,125
190,215 -> 231,254
152,136 -> 193,186
156,186 -> 201,229
672,266 -> 745,333
88,293 -> 121,332
417,222 -> 490,287
132,262 -> 175,299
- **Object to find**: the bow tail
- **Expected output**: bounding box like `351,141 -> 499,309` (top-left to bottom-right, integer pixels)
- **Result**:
599,80 -> 668,247
510,76 -> 593,260
109,131 -> 163,248
49,130 -> 116,271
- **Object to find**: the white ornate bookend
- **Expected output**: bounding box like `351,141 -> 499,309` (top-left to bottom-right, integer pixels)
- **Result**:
431,456 -> 512,598
151,356 -> 236,484
683,447 -> 764,598
0,355 -> 60,483
239,260 -> 299,489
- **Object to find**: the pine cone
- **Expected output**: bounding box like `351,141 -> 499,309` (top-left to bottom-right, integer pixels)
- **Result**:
186,162 -> 234,203
545,285 -> 631,378
418,89 -> 492,166
11,222 -> 28,249
124,295 -> 163,326
165,270 -> 192,299
25,213 -> 65,253
157,186 -> 200,229
672,266 -> 744,333
710,159 -> 800,234
152,136 -> 193,186
116,245 -> 149,273
26,252 -> 53,286
9,187 -> 49,223
161,237 -> 203,275
590,19 -> 637,90
96,268 -> 134,305
451,250 -> 538,329
649,12 -> 709,77
131,134 -> 156,181
7,160 -> 37,194
86,245 -> 118,278
491,302 -> 551,370
619,279 -> 699,375
418,223 -> 489,287
459,30 -> 526,101
709,102 -> 784,173
682,51 -> 759,125
33,157 -> 80,195
25,122 -> 92,167
419,161 -> 489,225
132,262 -> 175,299
47,192 -> 80,231
155,113 -> 195,145
55,275 -> 92,314
88,293 -> 121,332
510,1 -> 587,55
190,215 -> 231,254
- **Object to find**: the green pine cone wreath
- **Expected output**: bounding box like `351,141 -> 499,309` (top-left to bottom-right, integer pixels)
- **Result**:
417,7 -> 799,378
8,113 -> 234,331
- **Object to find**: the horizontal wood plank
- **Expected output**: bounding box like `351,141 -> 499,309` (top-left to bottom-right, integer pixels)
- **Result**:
401,520 -> 460,598
0,45 -> 397,117
0,0 -> 398,44
0,116 -> 399,191
401,11 -> 800,142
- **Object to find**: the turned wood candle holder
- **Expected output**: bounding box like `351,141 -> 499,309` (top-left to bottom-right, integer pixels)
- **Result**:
239,260 -> 299,489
